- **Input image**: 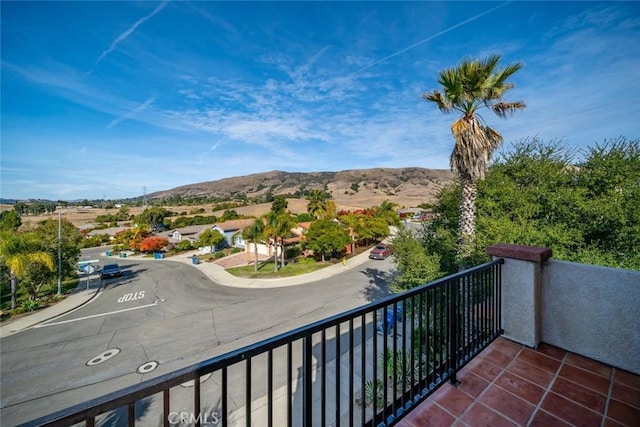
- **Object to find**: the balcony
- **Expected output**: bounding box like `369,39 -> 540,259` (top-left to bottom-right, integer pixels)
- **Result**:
27,244 -> 639,426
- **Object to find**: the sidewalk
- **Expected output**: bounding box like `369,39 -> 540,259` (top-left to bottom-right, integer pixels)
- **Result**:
0,245 -> 380,338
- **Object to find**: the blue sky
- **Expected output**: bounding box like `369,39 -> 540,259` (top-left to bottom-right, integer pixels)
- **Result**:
1,1 -> 639,201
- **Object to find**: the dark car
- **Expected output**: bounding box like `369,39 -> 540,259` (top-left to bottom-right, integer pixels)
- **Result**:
369,243 -> 391,260
101,263 -> 122,279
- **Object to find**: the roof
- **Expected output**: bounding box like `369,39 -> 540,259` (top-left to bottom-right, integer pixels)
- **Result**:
213,219 -> 255,232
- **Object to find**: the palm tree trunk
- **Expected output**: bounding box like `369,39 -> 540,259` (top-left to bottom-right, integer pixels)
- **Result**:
254,243 -> 259,272
457,177 -> 478,348
281,237 -> 286,267
457,177 -> 477,266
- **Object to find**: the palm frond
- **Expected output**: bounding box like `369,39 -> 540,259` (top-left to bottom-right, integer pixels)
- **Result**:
492,101 -> 527,118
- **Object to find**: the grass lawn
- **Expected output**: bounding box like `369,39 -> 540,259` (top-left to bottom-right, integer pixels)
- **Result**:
226,260 -> 333,278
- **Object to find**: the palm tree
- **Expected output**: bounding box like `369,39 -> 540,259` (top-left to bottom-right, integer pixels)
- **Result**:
374,200 -> 400,226
242,219 -> 265,271
306,189 -> 327,219
0,231 -> 55,309
423,54 -> 525,263
270,212 -> 296,269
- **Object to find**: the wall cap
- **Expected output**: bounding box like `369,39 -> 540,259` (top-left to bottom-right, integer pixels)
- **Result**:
486,243 -> 552,263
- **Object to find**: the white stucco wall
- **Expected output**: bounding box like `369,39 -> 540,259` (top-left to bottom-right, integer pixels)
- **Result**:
541,260 -> 640,374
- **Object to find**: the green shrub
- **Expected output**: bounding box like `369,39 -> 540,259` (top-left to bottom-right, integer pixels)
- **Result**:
21,299 -> 39,312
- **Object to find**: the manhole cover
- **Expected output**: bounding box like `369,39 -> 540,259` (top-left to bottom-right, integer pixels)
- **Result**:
137,361 -> 159,374
180,373 -> 212,387
87,348 -> 121,366
154,298 -> 166,304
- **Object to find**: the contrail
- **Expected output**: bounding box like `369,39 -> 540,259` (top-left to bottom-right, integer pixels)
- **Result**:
108,97 -> 155,128
95,0 -> 169,65
351,2 -> 511,75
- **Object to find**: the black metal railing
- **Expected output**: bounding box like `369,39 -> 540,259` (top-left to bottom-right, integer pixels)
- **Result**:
27,259 -> 503,427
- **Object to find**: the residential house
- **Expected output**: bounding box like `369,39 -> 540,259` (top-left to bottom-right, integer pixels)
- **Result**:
211,219 -> 256,249
166,224 -> 214,246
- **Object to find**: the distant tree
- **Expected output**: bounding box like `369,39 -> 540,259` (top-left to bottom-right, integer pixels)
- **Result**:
220,210 -> 239,221
423,54 -> 526,265
136,207 -> 171,230
196,229 -> 225,251
0,210 -> 21,231
33,218 -> 83,284
306,189 -> 327,219
304,219 -> 351,262
271,195 -> 288,214
373,200 -> 400,226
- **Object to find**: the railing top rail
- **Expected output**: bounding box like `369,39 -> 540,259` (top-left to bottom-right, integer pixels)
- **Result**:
26,258 -> 503,427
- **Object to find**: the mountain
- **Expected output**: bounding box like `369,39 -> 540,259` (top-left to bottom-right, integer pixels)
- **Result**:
148,168 -> 455,209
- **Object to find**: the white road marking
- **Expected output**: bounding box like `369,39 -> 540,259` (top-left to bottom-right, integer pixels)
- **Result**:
35,301 -> 160,328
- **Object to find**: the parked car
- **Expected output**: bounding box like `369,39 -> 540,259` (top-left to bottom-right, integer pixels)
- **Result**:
101,263 -> 122,279
369,243 -> 391,260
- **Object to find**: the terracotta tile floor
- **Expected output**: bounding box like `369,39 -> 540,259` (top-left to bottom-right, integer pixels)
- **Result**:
397,337 -> 640,427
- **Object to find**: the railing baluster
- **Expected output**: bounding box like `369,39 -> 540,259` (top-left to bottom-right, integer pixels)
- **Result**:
348,318 -> 354,427
335,323 -> 341,427
287,342 -> 292,427
382,307 -> 388,422
221,367 -> 227,427
246,357 -> 251,426
321,329 -> 326,427
127,402 -> 134,427
163,389 -> 170,427
360,313 -> 366,426
194,374 -> 201,427
372,310 -> 378,422
268,349 -> 273,427
303,335 -> 313,427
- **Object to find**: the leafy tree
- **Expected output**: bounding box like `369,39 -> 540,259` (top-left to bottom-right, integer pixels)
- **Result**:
242,219 -> 266,271
220,210 -> 239,221
175,240 -> 193,252
139,236 -> 169,252
136,207 -> 171,230
304,219 -> 351,262
390,229 -> 441,292
265,211 -> 295,270
423,54 -> 525,265
33,218 -> 83,285
0,231 -> 55,309
196,229 -> 225,251
0,210 -> 21,231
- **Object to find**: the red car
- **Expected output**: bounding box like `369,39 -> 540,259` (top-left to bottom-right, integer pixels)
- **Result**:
369,243 -> 391,260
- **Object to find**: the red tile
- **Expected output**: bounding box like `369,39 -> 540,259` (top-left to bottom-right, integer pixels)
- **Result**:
494,371 -> 545,405
490,338 -> 523,359
535,343 -> 567,361
558,363 -> 610,395
604,417 -> 627,427
516,348 -> 562,373
551,376 -> 607,413
397,400 -> 455,427
461,403 -> 517,427
614,368 -> 640,391
541,392 -> 603,427
529,409 -> 572,427
457,371 -> 490,398
611,382 -> 640,409
466,359 -> 503,382
506,359 -> 554,388
607,399 -> 640,426
478,384 -> 534,425
565,353 -> 612,378
431,383 -> 474,416
478,348 -> 513,368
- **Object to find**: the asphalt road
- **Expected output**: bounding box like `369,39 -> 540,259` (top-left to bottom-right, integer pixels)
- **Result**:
0,251 -> 395,425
